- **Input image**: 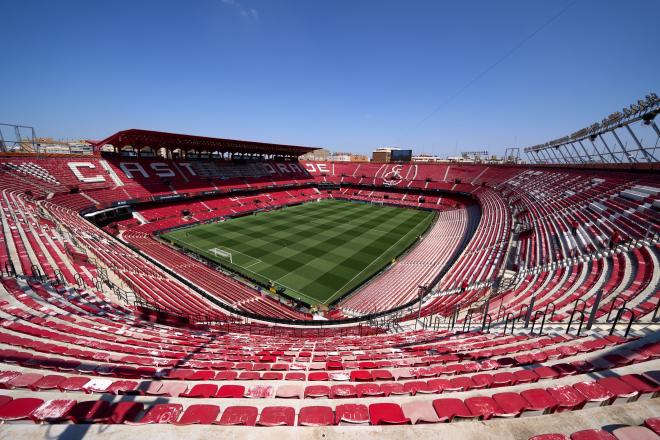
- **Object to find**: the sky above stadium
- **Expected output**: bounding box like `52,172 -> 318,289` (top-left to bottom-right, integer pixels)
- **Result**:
1,0 -> 659,156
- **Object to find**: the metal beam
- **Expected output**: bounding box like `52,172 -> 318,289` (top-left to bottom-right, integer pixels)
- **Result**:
610,129 -> 637,163
626,124 -> 658,162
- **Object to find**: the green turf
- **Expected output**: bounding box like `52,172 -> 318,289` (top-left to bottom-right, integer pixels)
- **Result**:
162,199 -> 435,306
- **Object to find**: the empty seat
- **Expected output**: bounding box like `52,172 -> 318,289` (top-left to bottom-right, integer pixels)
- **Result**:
304,385 -> 330,399
174,404 -> 220,425
465,396 -> 504,420
432,398 -> 474,422
547,385 -> 587,412
0,398 -> 44,421
217,406 -> 258,426
215,384 -> 245,398
521,389 -> 558,415
570,429 -> 617,440
492,392 -> 528,417
257,406 -> 295,427
180,384 -> 218,398
401,401 -> 440,424
128,404 -> 182,424
369,403 -> 410,425
335,404 -> 370,425
30,399 -> 76,423
330,384 -> 357,399
612,426 -> 659,440
298,406 -> 335,426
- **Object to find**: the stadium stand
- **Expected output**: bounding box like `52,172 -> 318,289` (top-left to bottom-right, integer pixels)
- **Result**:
0,118 -> 658,438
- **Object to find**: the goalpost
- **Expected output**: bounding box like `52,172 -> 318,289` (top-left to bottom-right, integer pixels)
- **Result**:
209,247 -> 233,264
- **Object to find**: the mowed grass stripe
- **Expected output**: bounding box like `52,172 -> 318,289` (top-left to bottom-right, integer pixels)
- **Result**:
163,199 -> 434,306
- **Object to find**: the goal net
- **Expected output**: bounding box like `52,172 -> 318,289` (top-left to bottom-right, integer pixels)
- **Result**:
209,247 -> 232,263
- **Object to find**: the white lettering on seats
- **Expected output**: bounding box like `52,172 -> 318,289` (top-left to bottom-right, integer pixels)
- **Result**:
178,162 -> 197,176
263,163 -> 276,174
119,162 -> 149,179
67,162 -> 106,183
288,163 -> 303,173
150,162 -> 175,177
276,163 -> 290,174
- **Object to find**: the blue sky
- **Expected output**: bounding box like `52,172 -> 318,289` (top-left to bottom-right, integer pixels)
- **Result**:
1,0 -> 658,156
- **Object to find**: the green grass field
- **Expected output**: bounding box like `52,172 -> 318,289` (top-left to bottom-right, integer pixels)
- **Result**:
162,199 -> 435,306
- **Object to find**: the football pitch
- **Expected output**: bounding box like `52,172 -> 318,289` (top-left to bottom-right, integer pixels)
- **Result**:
162,199 -> 435,306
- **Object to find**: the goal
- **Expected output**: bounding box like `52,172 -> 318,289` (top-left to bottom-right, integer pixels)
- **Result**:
209,247 -> 232,263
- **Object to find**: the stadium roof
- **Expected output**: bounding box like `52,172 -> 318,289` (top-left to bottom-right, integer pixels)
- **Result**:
91,129 -> 317,156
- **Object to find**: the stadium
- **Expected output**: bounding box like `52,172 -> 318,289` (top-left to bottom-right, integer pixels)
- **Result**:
1,1 -> 659,439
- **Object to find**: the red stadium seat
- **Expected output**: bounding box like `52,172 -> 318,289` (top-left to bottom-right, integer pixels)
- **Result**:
298,406 -> 335,426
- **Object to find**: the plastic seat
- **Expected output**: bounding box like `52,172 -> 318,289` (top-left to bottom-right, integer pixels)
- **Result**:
308,372 -> 329,381
356,383 -> 383,397
69,400 -> 111,423
215,371 -> 238,381
573,381 -> 614,408
305,385 -> 331,398
127,404 -> 182,424
285,372 -> 306,381
401,401 -> 441,424
644,418 -> 660,435
0,398 -> 44,421
215,384 -> 245,398
521,389 -> 558,415
30,399 -> 77,423
596,377 -> 638,403
330,384 -> 357,398
57,376 -> 90,392
465,396 -> 504,420
298,406 -> 335,426
275,384 -> 302,399
83,378 -> 114,393
174,404 -> 220,425
180,384 -> 218,398
492,392 -> 528,417
216,406 -> 258,426
547,385 -> 586,412
514,369 -> 539,384
612,426 -> 659,440
257,406 -> 295,426
0,395 -> 12,407
381,382 -> 409,396
350,370 -> 373,382
492,372 -> 516,387
620,374 -> 660,400
7,373 -> 43,389
107,380 -> 140,395
432,398 -> 474,422
245,385 -> 274,399
31,375 -> 66,391
369,403 -> 411,425
335,403 -> 370,425
570,429 -> 617,440
262,372 -> 283,380
371,370 -> 394,381
403,381 -> 435,395
99,402 -> 144,424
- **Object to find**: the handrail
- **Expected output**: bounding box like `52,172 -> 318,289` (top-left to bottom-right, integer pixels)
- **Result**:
482,313 -> 492,333
503,312 -> 516,334
607,294 -> 628,322
530,310 -> 546,335
610,307 -> 636,338
566,309 -> 586,336
462,310 -> 474,333
544,302 -> 556,321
